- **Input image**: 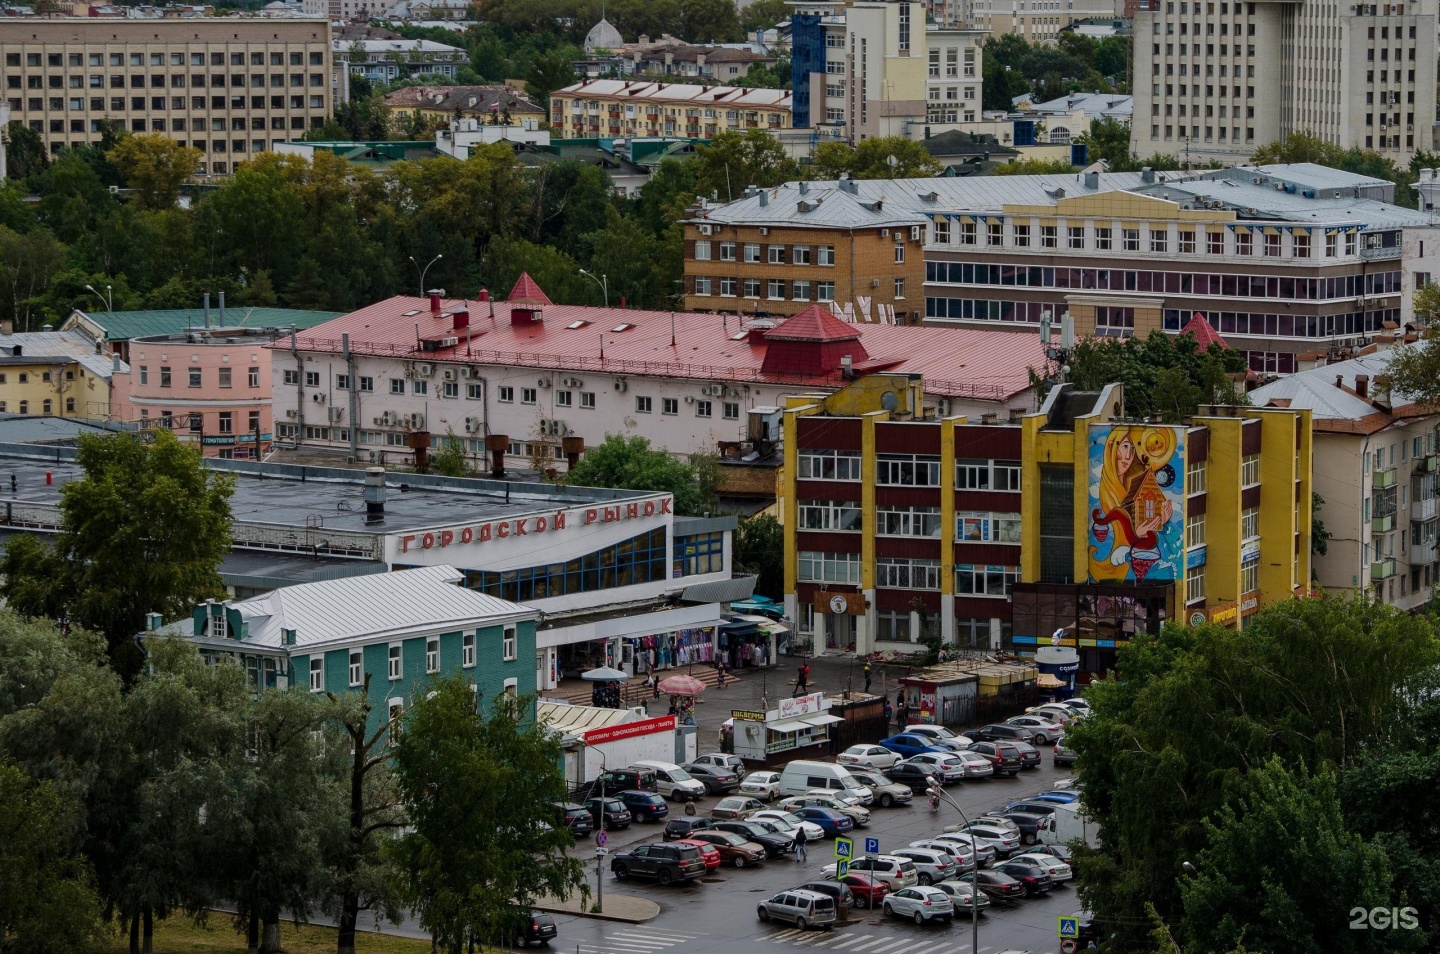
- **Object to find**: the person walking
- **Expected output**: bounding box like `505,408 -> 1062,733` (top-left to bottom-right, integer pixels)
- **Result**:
863,662 -> 872,693
801,663 -> 811,692
650,673 -> 661,700
717,661 -> 728,689
794,665 -> 805,694
794,823 -> 808,863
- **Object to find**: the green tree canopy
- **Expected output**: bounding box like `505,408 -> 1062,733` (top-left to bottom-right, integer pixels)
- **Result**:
735,514 -> 783,599
564,433 -> 708,515
991,157 -> 1076,175
1045,329 -> 1249,422
1385,282 -> 1440,407
810,137 -> 943,180
693,129 -> 800,202
108,134 -> 202,211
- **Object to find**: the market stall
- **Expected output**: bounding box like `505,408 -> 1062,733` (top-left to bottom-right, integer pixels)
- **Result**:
729,691 -> 840,762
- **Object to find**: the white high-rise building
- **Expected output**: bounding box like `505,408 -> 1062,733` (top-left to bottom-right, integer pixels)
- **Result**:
1131,0 -> 1438,164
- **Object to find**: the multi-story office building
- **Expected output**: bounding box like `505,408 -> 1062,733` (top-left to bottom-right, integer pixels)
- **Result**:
965,0 -> 1123,42
781,375 -> 1312,671
683,180 -> 929,321
1131,0 -> 1438,164
924,25 -> 984,129
1251,350 -> 1440,611
332,37 -> 466,86
0,18 -> 333,172
548,79 -> 791,141
0,328 -> 126,420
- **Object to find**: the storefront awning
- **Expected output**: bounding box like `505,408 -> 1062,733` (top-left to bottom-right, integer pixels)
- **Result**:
801,714 -> 844,727
680,575 -> 757,604
769,720 -> 813,733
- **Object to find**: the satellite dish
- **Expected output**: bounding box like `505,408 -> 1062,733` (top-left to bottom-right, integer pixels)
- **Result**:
880,392 -> 899,411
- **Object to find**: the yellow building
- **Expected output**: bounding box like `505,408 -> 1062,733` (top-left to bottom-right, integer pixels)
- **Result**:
549,79 -> 792,140
781,375 -> 1311,678
0,329 -> 127,420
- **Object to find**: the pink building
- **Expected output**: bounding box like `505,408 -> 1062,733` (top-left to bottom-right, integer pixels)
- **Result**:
110,328 -> 289,459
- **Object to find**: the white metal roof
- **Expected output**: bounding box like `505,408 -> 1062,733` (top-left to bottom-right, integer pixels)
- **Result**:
1250,351 -> 1417,422
556,78 -> 792,110
0,328 -> 127,379
537,701 -> 646,734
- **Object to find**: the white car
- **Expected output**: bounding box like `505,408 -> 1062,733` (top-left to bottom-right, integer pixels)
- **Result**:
739,771 -> 783,801
933,879 -> 991,915
903,724 -> 970,745
882,885 -> 955,925
1005,715 -> 1064,744
821,854 -> 919,891
962,822 -> 1021,858
837,744 -> 900,770
909,838 -> 975,871
777,794 -> 872,827
750,809 -> 824,842
902,752 -> 967,784
1027,704 -> 1079,726
690,752 -> 746,774
890,847 -> 958,885
930,831 -> 996,867
1011,852 -> 1074,883
1061,697 -> 1091,714
952,750 -> 997,779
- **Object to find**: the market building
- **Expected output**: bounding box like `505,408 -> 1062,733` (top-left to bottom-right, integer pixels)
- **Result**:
539,702 -> 695,789
780,374 -> 1312,675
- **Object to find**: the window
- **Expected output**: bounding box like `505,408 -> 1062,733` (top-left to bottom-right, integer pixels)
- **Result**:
218,412 -> 233,434
955,564 -> 1019,597
744,243 -> 761,263
792,280 -> 811,301
743,278 -> 761,298
556,390 -> 573,408
1123,229 -> 1141,252
1236,230 -> 1253,256
1241,554 -> 1259,594
160,367 -> 172,388
674,531 -> 725,575
248,410 -> 261,433
502,626 -> 517,661
1186,512 -> 1206,549
390,378 -> 406,395
304,370 -> 320,388
696,400 -> 713,418
818,246 -> 836,266
877,453 -> 941,486
462,632 -> 475,668
521,388 -> 537,404
249,367 -> 260,388
793,245 -> 812,265
662,398 -> 679,415
411,380 -> 427,396
720,277 -> 737,297
466,384 -> 482,399
1040,225 -> 1057,249
694,240 -> 711,260
799,500 -> 863,531
1241,454 -> 1260,487
719,242 -> 736,261
768,279 -> 786,300
636,396 -> 653,413
425,637 -> 439,674
1241,506 -> 1260,541
1294,232 -> 1311,257
817,282 -> 835,302
1095,306 -> 1136,336
139,366 -> 148,386
1151,230 -> 1168,253
1067,226 -> 1085,249
798,449 -> 862,481
309,656 -> 324,692
387,643 -> 402,680
877,505 -> 942,537
894,244 -> 905,264
1095,227 -> 1112,250
1178,230 -> 1196,254
955,459 -> 1021,491
798,551 -> 862,584
1186,564 -> 1206,602
1013,224 -> 1031,247
348,649 -> 362,687
724,402 -> 739,419
768,245 -> 785,264
580,391 -> 595,409
894,278 -> 906,299
876,558 -> 942,589
955,511 -> 1023,543
1188,458 -> 1207,495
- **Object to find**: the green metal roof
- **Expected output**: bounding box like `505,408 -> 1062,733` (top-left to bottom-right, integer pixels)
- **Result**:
79,307 -> 344,342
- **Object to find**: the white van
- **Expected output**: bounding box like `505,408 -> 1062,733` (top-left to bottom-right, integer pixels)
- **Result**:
631,760 -> 708,801
778,760 -> 873,805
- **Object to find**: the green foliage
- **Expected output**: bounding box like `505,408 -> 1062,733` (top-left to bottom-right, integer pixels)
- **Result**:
735,514 -> 783,599
740,0 -> 789,31
982,33 -> 1130,109
736,58 -> 791,90
1047,329 -> 1249,421
1312,492 -> 1332,559
1252,132 -> 1418,208
392,678 -> 587,952
810,137 -> 942,179
564,433 -> 708,515
990,157 -> 1076,175
430,428 -> 472,478
1388,283 -> 1440,408
693,129 -> 800,203
1074,116 -> 1183,172
108,134 -> 203,211
3,121 -> 50,180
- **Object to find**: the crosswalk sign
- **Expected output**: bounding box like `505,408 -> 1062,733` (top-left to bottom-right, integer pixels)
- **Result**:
1058,916 -> 1079,938
834,836 -> 853,860
836,859 -> 850,878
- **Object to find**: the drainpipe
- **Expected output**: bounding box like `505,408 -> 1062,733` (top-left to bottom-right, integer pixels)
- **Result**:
848,226 -> 857,318
344,332 -> 358,462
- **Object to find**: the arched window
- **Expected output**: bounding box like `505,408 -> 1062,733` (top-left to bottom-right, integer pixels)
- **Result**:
1049,126 -> 1073,143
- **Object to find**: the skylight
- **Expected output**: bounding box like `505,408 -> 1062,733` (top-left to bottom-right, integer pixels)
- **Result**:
611,323 -> 634,332
730,331 -> 749,341
402,309 -> 421,317
566,320 -> 590,330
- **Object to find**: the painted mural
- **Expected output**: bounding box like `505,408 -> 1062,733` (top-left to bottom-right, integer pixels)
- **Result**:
1087,424 -> 1186,583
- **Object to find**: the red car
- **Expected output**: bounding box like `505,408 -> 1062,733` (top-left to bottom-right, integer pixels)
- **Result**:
841,872 -> 889,909
673,839 -> 722,871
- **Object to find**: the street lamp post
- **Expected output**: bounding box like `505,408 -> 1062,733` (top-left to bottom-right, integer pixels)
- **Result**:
408,254 -> 442,298
84,283 -> 113,314
925,776 -> 981,954
578,269 -> 609,308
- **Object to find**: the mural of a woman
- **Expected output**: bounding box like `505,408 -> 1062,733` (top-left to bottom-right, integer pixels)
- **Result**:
1088,425 -> 1181,582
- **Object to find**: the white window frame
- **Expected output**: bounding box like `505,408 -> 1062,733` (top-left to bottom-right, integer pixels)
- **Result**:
798,500 -> 863,531
955,564 -> 1019,598
348,648 -> 363,687
503,626 -> 517,661
425,636 -> 439,674
1241,454 -> 1260,487
462,632 -> 476,668
1186,564 -> 1206,602
797,449 -> 862,481
1188,458 -> 1207,495
797,551 -> 862,585
876,557 -> 942,589
309,656 -> 324,692
955,511 -> 1023,543
388,642 -> 402,680
876,453 -> 941,486
877,505 -> 943,537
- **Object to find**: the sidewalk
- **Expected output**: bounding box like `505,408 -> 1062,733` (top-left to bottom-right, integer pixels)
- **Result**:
534,891 -> 661,923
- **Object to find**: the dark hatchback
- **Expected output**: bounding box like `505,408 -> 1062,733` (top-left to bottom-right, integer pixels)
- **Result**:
618,790 -> 671,821
517,911 -> 557,947
966,741 -> 1023,777
555,802 -> 594,838
1009,740 -> 1043,769
712,820 -> 792,858
959,870 -> 1028,904
663,816 -> 714,841
984,811 -> 1047,846
970,723 -> 1039,745
885,761 -> 937,793
796,879 -> 856,910
582,796 -> 633,830
994,859 -> 1054,896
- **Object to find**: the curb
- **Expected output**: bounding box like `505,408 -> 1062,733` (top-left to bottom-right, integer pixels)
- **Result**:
532,898 -> 661,925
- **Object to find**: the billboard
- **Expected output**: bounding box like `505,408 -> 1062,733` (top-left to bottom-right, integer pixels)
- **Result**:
1087,424 -> 1185,583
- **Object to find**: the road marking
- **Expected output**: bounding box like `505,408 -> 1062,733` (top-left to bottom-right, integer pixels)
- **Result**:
825,935 -> 867,949
608,933 -> 688,946
842,937 -> 891,951
908,943 -> 953,954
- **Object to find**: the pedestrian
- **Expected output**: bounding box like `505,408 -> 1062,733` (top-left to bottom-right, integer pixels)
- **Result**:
651,673 -> 661,700
801,663 -> 811,691
794,823 -> 808,863
863,662 -> 872,693
794,665 -> 805,695
883,698 -> 893,728
717,661 -> 727,689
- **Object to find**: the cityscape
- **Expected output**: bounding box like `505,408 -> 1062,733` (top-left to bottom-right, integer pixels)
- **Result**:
0,1 -> 1437,953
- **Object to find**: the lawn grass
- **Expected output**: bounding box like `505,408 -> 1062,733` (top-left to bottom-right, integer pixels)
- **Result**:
96,916 -> 433,954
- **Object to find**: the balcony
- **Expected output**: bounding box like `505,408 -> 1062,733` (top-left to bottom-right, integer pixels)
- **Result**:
1414,539 -> 1438,565
1373,467 -> 1398,488
1373,512 -> 1395,533
1371,557 -> 1397,581
1360,245 -> 1402,261
1417,455 -> 1439,474
1414,497 -> 1439,523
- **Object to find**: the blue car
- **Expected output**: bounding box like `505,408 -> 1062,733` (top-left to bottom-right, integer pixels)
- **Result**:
617,790 -> 671,821
879,733 -> 948,759
790,805 -> 854,837
1030,790 -> 1081,805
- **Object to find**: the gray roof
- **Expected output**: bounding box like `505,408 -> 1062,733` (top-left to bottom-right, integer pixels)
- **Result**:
1019,91 -> 1133,118
697,182 -> 930,228
1134,178 -> 1440,230
0,414 -> 123,443
226,564 -> 534,649
0,328 -> 127,378
1223,163 -> 1393,192
1249,352 -> 1412,422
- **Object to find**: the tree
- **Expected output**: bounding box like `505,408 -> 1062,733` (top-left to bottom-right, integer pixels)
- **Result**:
0,762 -> 104,954
740,0 -> 788,31
1387,283 -> 1440,407
810,138 -> 942,180
108,134 -> 202,211
392,678 -> 587,953
991,157 -> 1075,175
525,50 -> 576,109
1311,492 -> 1332,559
564,433 -> 707,515
0,225 -> 69,332
735,514 -> 783,599
0,430 -> 234,675
3,121 -> 49,180
429,428 -> 472,477
735,58 -> 791,90
1043,329 -> 1249,421
693,129 -> 799,203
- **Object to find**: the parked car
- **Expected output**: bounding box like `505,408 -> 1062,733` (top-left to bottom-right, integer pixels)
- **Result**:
957,869 -> 1027,904
878,733 -> 947,759
554,802 -> 594,838
1005,715 -> 1064,744
662,817 -> 713,841
882,885 -> 955,925
932,880 -> 991,916
971,814 -> 1020,834
686,829 -> 768,867
951,749 -> 998,779
1060,697 -> 1091,715
1003,800 -> 1060,818
515,910 -> 557,948
616,790 -> 670,822
739,771 -> 784,801
821,855 -> 919,892
1011,852 -> 1074,883
930,831 -> 996,868
712,819 -> 792,858
837,744 -> 901,770
785,805 -> 853,837
683,763 -> 741,795
904,725 -> 973,747
778,794 -> 870,827
840,872 -> 890,909
795,879 -> 854,910
909,838 -> 975,872
729,596 -> 786,621
750,809 -> 825,842
890,847 -> 958,885
985,810 -> 1047,846
902,753 -> 968,784
709,796 -> 765,820
609,842 -> 707,885
927,737 -> 982,757
1010,739 -> 1043,770
1033,842 -> 1075,866
672,838 -> 722,871
583,767 -> 657,797
1028,704 -> 1083,726
1031,789 -> 1082,804
885,761 -> 939,793
993,858 -> 1054,896
756,889 -> 837,930
966,741 -> 1024,777
961,822 -> 1022,858
690,752 -> 745,774
970,723 -> 1039,745
843,768 -> 914,808
582,797 -> 632,830
1053,740 -> 1079,767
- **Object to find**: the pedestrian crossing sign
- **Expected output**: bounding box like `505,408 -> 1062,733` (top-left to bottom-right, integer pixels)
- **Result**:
1058,916 -> 1079,938
834,836 -> 853,860
836,860 -> 850,878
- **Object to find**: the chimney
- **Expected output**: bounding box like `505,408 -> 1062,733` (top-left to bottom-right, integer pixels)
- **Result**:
1335,374 -> 1344,388
428,288 -> 444,312
364,467 -> 386,525
759,191 -> 768,207
1084,170 -> 1099,190
981,412 -> 998,425
203,292 -> 211,328
1355,374 -> 1369,398
1374,374 -> 1393,408
1140,166 -> 1155,183
562,435 -> 585,469
840,354 -> 853,377
799,180 -> 808,195
452,308 -> 469,330
112,353 -> 121,373
486,434 -> 508,478
144,611 -> 163,632
478,288 -> 490,303
217,290 -> 226,326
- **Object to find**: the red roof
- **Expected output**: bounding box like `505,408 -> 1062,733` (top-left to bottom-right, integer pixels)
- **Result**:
276,291 -> 1047,403
766,305 -> 863,343
506,272 -> 552,305
1181,312 -> 1229,351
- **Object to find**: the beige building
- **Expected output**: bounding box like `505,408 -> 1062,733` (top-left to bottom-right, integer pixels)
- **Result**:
925,25 -> 984,128
964,0 -> 1122,42
1131,0 -> 1438,164
549,79 -> 791,140
1,18 -> 333,174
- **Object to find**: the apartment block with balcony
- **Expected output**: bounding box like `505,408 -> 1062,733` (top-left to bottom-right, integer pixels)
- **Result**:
548,79 -> 791,141
0,18 -> 333,174
1252,351 -> 1440,611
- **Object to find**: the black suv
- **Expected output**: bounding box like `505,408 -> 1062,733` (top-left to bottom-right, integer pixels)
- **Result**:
617,790 -> 670,822
582,767 -> 657,798
663,816 -> 714,841
971,723 -> 1039,745
885,761 -> 937,793
555,802 -> 594,838
517,910 -> 557,947
711,820 -> 792,857
610,842 -> 707,885
967,741 -> 1023,777
582,796 -> 633,830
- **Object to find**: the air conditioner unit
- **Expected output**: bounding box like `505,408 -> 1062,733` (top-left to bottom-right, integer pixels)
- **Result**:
871,278 -> 881,288
759,227 -> 769,236
373,416 -> 384,425
614,379 -> 627,392
311,392 -> 326,403
442,368 -> 457,381
698,224 -> 713,235
726,388 -> 739,398
382,411 -> 397,426
368,451 -> 379,463
439,337 -> 458,349
464,416 -> 479,433
537,377 -> 552,388
285,409 -> 298,419
684,395 -> 696,404
937,397 -> 952,416
417,363 -> 435,377
409,413 -> 425,429
328,406 -> 344,423
404,369 -> 415,378
460,367 -> 474,379
911,226 -> 922,241
880,229 -> 890,238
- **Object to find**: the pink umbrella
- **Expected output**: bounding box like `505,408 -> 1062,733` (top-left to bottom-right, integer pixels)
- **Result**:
657,674 -> 706,696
